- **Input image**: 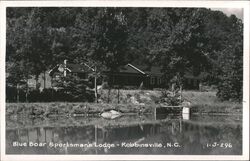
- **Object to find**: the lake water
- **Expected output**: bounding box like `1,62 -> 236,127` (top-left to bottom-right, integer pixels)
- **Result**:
6,113 -> 242,155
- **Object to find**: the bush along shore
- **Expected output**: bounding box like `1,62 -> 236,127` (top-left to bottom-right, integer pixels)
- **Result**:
6,103 -> 154,118
6,90 -> 242,118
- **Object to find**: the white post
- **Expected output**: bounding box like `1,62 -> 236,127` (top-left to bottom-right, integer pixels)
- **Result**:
180,85 -> 182,102
64,59 -> 67,77
94,66 -> 98,103
182,106 -> 190,120
154,107 -> 157,120
95,125 -> 98,144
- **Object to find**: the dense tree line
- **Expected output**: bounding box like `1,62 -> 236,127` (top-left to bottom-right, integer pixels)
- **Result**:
6,7 -> 243,101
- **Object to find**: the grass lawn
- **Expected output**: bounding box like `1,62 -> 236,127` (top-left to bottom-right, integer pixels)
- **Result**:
182,91 -> 242,114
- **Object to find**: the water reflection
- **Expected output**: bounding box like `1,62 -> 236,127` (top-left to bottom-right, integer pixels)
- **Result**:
6,114 -> 242,155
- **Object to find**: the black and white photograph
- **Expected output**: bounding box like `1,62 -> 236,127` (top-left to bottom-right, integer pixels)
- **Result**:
0,0 -> 249,160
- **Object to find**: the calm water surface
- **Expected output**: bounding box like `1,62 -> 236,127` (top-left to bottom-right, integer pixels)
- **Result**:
6,113 -> 242,155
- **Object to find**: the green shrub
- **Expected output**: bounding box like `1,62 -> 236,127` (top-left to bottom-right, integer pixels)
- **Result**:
159,90 -> 182,106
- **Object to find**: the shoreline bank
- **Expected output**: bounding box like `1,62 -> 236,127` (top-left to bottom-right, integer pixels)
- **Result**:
6,101 -> 242,118
6,91 -> 242,118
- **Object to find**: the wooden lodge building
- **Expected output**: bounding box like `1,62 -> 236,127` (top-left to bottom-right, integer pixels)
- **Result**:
6,60 -> 206,102
103,64 -> 163,88
45,60 -> 205,90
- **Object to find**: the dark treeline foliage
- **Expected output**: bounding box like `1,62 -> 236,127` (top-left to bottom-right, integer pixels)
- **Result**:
6,7 -> 243,101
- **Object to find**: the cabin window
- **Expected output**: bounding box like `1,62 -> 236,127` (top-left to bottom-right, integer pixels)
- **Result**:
78,73 -> 86,79
193,79 -> 197,86
190,79 -> 193,86
82,73 -> 86,79
158,78 -> 162,85
155,77 -> 158,85
55,74 -> 60,80
150,77 -> 155,85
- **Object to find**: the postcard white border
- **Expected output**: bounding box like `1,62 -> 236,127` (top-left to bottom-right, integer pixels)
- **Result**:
0,1 -> 249,160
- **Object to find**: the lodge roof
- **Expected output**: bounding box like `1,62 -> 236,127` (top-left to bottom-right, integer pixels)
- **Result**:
49,61 -> 206,79
135,65 -> 162,76
48,63 -> 94,75
116,64 -> 146,75
67,63 -> 94,73
184,71 -> 208,79
103,64 -> 162,76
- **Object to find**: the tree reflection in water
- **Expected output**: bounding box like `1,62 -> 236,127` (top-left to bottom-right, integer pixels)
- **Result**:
6,114 -> 242,155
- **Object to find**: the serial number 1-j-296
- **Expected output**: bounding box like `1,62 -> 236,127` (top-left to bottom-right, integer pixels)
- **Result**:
205,142 -> 233,148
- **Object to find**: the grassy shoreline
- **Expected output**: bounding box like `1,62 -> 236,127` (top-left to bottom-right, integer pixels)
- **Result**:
6,91 -> 242,118
6,102 -> 153,118
182,91 -> 242,115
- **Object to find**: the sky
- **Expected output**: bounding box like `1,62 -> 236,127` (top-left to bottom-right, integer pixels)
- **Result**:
211,8 -> 243,20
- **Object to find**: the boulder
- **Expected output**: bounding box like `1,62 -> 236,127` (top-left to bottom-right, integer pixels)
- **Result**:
101,110 -> 121,119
